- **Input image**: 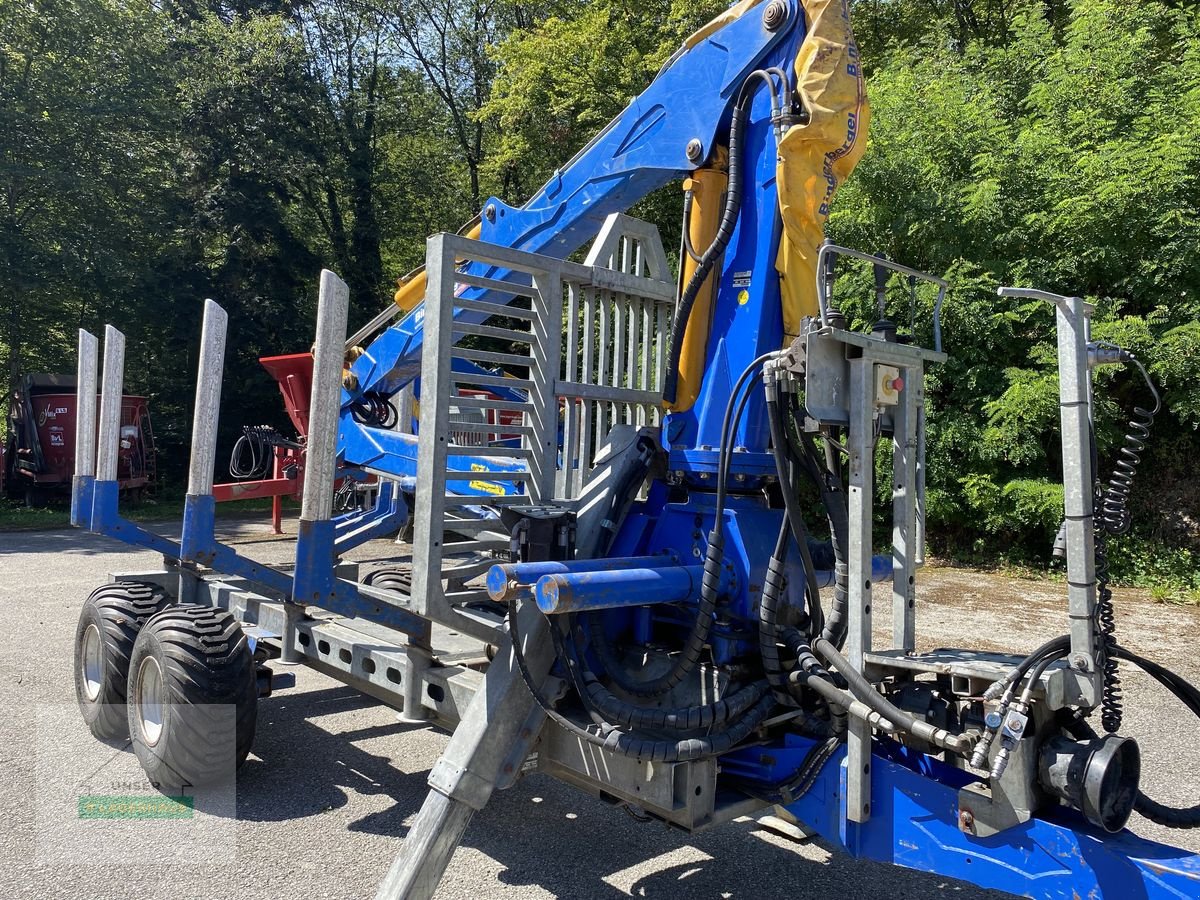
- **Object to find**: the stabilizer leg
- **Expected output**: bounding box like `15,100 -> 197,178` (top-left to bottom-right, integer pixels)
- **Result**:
376,603 -> 553,899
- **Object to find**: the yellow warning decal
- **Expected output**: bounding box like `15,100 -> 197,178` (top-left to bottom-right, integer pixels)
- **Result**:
469,480 -> 507,496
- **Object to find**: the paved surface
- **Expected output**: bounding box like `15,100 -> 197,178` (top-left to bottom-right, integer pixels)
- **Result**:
2,518 -> 1198,899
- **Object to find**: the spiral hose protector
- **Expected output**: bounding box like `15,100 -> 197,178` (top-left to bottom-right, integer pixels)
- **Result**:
507,600 -> 775,763
817,437 -> 851,648
759,519 -> 793,703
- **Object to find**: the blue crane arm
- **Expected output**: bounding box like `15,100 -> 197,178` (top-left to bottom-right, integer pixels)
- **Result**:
344,0 -> 804,404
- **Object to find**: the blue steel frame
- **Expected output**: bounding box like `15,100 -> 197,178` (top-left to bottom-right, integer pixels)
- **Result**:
722,735 -> 1200,898
79,471 -> 426,636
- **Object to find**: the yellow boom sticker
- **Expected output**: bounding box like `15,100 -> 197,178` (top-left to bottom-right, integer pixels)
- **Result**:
469,480 -> 507,496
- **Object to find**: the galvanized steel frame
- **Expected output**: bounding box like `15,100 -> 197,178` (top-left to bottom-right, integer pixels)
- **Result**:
410,226 -> 674,643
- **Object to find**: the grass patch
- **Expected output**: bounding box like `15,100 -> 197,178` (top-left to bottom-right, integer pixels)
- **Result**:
0,493 -> 297,533
0,503 -> 70,531
921,537 -> 1200,600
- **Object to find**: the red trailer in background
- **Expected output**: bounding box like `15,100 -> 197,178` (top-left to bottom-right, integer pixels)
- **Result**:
3,374 -> 156,505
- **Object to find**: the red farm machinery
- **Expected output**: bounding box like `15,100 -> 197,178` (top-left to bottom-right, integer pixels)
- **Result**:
3,373 -> 156,506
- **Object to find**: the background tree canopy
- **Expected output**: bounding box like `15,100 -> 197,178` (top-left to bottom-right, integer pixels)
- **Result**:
1,0 -> 1197,590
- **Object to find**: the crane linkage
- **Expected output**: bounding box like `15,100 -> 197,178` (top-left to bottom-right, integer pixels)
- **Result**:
67,1 -> 1200,899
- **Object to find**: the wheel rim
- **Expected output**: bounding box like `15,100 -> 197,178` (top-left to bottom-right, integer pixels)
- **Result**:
136,657 -> 165,746
81,624 -> 103,701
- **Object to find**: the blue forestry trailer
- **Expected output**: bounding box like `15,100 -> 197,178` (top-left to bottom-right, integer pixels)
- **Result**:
69,1 -> 1200,897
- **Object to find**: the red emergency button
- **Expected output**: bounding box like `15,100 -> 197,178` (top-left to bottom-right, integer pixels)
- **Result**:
890,376 -> 904,392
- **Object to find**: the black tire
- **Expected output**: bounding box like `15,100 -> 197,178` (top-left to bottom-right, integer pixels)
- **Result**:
364,566 -> 412,594
126,606 -> 257,792
74,581 -> 174,740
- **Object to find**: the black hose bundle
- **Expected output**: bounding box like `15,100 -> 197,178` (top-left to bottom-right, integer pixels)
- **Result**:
349,391 -> 398,428
548,597 -> 773,741
592,350 -> 775,700
812,433 -> 851,648
764,374 -> 824,633
230,425 -> 287,480
759,518 -> 794,704
507,599 -> 775,763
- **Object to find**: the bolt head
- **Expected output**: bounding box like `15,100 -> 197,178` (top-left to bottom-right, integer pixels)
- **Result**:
686,138 -> 704,162
762,0 -> 787,30
484,203 -> 496,222
958,809 -> 975,833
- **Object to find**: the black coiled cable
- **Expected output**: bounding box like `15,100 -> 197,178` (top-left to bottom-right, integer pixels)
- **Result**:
1093,522 -> 1123,733
349,391 -> 398,428
1099,355 -> 1160,537
1094,354 -> 1161,733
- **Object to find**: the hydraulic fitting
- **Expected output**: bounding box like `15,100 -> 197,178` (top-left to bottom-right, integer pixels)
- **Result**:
989,706 -> 1030,780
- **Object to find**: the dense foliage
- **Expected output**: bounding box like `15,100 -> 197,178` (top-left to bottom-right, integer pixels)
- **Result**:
1,0 -> 1196,587
837,0 -> 1200,591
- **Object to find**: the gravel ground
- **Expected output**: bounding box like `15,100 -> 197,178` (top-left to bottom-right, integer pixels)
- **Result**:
1,517 -> 1198,899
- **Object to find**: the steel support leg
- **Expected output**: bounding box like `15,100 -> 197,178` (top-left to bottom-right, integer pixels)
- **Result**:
398,624 -> 433,724
376,602 -> 553,900
845,358 -> 876,824
71,329 -> 98,527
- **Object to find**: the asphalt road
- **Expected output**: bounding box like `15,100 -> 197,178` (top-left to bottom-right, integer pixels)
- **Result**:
2,518 -> 1198,899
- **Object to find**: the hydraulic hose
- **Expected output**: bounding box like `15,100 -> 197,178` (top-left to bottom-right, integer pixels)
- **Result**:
600,351 -> 774,700
730,732 -> 841,804
507,598 -> 775,762
230,426 -> 276,480
765,374 -> 824,634
810,637 -> 977,756
556,608 -> 770,734
814,434 -> 851,648
983,635 -> 1072,703
759,517 -> 793,703
580,666 -> 768,732
348,391 -> 398,428
663,73 -> 774,405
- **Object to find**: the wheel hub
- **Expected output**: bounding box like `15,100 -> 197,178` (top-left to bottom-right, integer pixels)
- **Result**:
81,624 -> 103,702
136,656 -> 165,746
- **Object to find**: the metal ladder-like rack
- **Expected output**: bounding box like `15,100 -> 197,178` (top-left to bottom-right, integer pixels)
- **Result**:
408,215 -> 674,643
